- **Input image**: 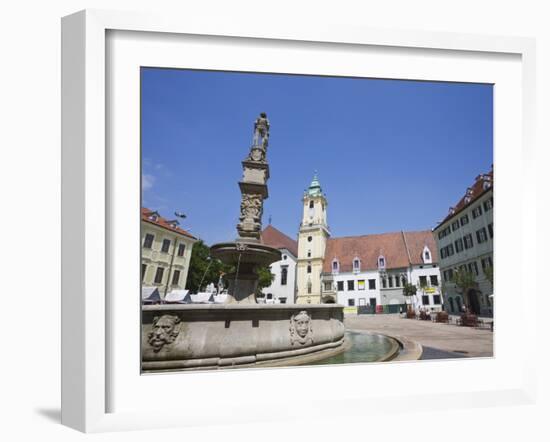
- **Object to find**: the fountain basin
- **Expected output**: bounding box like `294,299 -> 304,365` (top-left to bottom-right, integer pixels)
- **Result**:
142,304 -> 346,372
210,241 -> 281,267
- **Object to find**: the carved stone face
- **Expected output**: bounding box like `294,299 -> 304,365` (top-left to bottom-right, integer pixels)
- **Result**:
292,311 -> 311,340
148,315 -> 180,352
295,316 -> 310,338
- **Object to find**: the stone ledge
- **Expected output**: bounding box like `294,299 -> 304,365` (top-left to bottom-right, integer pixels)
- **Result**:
142,338 -> 347,372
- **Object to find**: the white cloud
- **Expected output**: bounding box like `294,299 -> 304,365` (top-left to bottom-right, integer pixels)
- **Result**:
142,174 -> 155,191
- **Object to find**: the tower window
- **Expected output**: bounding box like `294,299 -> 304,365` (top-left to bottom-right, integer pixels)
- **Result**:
307,236 -> 312,242
307,264 -> 312,274
309,200 -> 314,209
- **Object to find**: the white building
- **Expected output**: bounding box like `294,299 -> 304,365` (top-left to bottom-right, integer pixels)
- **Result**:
260,225 -> 298,304
434,169 -> 493,317
321,231 -> 443,312
294,174 -> 443,311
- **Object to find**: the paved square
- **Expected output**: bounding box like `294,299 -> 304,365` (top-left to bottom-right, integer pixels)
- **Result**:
345,314 -> 493,358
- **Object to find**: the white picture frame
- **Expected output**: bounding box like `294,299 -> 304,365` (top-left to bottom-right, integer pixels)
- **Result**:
61,9 -> 537,433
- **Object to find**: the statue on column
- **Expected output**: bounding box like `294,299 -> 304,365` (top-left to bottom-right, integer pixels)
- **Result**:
252,112 -> 270,148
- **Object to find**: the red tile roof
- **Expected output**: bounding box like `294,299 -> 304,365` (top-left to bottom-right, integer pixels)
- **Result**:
261,225 -> 298,257
435,168 -> 493,229
322,230 -> 437,273
141,208 -> 197,240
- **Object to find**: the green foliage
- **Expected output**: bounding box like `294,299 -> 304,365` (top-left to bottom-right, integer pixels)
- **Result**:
483,265 -> 493,288
452,267 -> 477,293
256,266 -> 275,292
186,240 -> 232,293
402,282 -> 417,297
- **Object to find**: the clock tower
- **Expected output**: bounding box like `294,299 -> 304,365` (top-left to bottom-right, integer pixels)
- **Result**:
296,173 -> 330,304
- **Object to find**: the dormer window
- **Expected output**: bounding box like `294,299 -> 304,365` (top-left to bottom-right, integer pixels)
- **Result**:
422,246 -> 432,264
167,219 -> 179,228
378,255 -> 386,270
353,257 -> 360,272
147,210 -> 160,222
332,259 -> 339,273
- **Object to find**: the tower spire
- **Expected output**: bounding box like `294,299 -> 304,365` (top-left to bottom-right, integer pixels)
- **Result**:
306,171 -> 323,197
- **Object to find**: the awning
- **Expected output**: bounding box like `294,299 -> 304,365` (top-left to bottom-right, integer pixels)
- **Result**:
142,286 -> 161,303
165,289 -> 190,303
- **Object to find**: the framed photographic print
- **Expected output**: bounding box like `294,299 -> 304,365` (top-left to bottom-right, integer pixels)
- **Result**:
62,9 -> 537,433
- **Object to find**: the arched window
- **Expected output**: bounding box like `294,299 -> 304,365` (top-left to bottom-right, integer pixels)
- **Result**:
307,263 -> 312,274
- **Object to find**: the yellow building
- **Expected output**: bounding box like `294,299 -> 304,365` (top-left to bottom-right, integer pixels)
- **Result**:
141,208 -> 197,298
295,174 -> 330,304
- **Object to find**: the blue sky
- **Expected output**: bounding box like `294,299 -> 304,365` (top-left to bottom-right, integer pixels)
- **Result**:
141,68 -> 493,245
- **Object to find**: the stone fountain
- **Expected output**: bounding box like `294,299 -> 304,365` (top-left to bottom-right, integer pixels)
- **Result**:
142,113 -> 346,372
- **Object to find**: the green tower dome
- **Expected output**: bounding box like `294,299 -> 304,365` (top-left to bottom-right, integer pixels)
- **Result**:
306,171 -> 323,197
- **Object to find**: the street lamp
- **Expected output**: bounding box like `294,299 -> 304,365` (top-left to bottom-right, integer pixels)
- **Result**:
198,256 -> 212,293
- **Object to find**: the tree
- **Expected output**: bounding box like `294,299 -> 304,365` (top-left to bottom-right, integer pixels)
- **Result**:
451,267 -> 477,293
451,267 -> 477,312
402,282 -> 417,312
186,240 -> 231,293
256,266 -> 275,292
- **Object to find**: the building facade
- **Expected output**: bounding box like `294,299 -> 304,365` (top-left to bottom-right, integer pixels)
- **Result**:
260,225 -> 298,304
320,231 -> 443,311
295,175 -> 442,309
141,208 -> 198,298
433,169 -> 493,317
